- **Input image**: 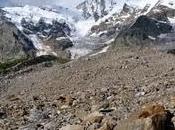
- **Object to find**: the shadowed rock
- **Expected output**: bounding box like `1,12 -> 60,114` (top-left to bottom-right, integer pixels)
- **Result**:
115,15 -> 172,46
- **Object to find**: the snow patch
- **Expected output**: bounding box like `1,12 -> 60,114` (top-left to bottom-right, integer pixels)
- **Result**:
75,19 -> 96,37
168,17 -> 175,24
90,46 -> 110,56
56,37 -> 67,41
148,36 -> 156,40
90,38 -> 114,57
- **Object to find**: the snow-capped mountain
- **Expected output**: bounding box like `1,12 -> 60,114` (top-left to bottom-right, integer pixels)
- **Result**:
76,0 -> 158,21
76,0 -> 117,21
1,0 -> 175,62
1,5 -> 82,58
3,5 -> 78,32
88,0 -> 175,45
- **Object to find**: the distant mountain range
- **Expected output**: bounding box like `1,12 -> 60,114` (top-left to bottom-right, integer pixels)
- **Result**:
1,0 -> 175,63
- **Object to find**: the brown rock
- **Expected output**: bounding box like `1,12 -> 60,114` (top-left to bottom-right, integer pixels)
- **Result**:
114,103 -> 174,130
60,125 -> 84,130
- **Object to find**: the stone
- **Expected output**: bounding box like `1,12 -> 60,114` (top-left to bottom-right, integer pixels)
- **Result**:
97,123 -> 111,130
170,96 -> 175,108
101,117 -> 117,130
60,125 -> 84,130
114,103 -> 174,130
87,123 -> 101,130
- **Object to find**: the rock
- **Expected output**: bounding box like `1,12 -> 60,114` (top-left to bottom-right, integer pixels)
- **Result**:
0,109 -> 7,119
60,125 -> 84,130
114,103 -> 174,130
97,123 -> 111,130
61,105 -> 70,109
55,37 -> 73,50
83,112 -> 104,124
99,117 -> 117,130
76,0 -> 108,21
0,14 -> 34,62
58,95 -> 75,106
170,96 -> 175,108
121,3 -> 134,15
99,108 -> 115,113
87,123 -> 101,130
115,15 -> 172,45
43,122 -> 56,130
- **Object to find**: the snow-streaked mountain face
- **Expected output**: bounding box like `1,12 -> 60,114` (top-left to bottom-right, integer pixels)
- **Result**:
89,0 -> 175,39
76,0 -> 116,21
3,5 -> 78,31
1,5 -> 105,59
76,0 -> 160,21
2,5 -> 81,57
2,0 -> 175,60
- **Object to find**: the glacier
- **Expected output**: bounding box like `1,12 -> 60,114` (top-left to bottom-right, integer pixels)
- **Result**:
2,0 -> 175,59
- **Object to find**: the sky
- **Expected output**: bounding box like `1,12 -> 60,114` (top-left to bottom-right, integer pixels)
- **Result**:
0,0 -> 84,8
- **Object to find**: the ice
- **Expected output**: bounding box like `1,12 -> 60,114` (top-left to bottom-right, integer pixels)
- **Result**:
3,5 -> 75,30
75,19 -> 96,37
148,36 -> 156,40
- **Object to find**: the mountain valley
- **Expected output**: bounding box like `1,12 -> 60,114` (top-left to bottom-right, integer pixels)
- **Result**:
1,0 -> 175,130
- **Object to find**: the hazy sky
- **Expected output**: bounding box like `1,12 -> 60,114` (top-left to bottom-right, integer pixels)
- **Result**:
0,0 -> 84,8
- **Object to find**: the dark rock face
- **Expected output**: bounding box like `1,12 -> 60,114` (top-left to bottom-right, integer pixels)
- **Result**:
130,15 -> 172,37
20,17 -> 73,56
115,15 -> 172,45
21,18 -> 71,38
0,11 -> 36,62
148,5 -> 175,22
89,1 -> 175,46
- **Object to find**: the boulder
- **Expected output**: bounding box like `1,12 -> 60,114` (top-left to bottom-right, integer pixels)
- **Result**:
114,104 -> 174,130
60,125 -> 84,130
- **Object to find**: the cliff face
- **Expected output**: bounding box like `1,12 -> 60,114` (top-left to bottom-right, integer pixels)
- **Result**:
76,0 -> 116,21
0,9 -> 34,62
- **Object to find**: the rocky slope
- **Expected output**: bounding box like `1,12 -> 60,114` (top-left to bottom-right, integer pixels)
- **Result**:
1,1 -> 175,130
1,47 -> 175,129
